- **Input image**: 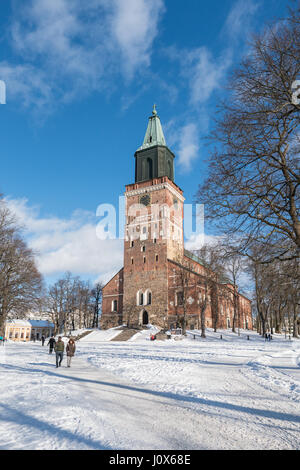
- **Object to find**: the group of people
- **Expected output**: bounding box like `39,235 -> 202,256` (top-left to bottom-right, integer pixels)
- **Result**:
265,333 -> 273,341
47,335 -> 76,368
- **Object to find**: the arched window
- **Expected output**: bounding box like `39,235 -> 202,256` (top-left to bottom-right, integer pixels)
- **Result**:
137,290 -> 144,306
167,160 -> 172,179
145,289 -> 152,305
147,158 -> 153,179
142,160 -> 146,180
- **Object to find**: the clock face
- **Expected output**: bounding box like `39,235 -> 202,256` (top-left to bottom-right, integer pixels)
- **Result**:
140,194 -> 151,206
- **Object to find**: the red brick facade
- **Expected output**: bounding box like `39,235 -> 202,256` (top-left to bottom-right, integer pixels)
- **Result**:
101,269 -> 124,329
101,175 -> 252,331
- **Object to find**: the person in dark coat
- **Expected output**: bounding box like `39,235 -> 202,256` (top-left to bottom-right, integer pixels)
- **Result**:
47,336 -> 56,354
66,338 -> 76,368
41,335 -> 45,346
54,337 -> 65,367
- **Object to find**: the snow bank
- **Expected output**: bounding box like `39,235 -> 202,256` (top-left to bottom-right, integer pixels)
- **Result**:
77,328 -> 300,404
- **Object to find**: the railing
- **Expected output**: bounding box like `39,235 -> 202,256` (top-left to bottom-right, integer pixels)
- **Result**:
170,328 -> 182,335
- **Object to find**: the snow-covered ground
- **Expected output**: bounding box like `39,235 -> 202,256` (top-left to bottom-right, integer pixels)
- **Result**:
0,328 -> 299,450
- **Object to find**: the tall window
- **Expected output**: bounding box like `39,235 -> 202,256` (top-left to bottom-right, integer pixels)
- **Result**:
167,160 -> 172,179
137,291 -> 144,306
147,158 -> 153,179
145,289 -> 152,305
176,292 -> 184,306
112,300 -> 118,312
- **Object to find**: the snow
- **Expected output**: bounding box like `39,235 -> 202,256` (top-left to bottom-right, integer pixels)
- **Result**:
0,328 -> 299,450
78,327 -> 122,342
5,319 -> 54,328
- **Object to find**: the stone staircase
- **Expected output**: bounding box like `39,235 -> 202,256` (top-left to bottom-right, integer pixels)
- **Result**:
110,328 -> 139,341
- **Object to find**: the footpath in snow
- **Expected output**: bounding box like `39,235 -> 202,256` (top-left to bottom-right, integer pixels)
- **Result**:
0,328 -> 299,450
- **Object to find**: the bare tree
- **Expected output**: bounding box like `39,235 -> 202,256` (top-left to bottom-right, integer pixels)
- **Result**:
0,199 -> 43,335
194,245 -> 227,332
197,276 -> 209,338
90,282 -> 103,328
174,254 -> 194,335
219,248 -> 246,334
47,273 -> 96,334
247,241 -> 299,337
196,6 -> 300,263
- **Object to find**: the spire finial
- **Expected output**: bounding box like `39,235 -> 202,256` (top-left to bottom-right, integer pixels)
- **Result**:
138,104 -> 166,150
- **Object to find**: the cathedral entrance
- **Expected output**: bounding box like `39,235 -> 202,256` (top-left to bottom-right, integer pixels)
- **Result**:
142,310 -> 149,325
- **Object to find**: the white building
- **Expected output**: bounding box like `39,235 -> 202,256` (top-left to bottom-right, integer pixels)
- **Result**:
5,320 -> 54,342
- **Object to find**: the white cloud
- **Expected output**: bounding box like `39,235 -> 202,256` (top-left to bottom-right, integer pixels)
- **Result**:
110,0 -> 165,78
0,62 -> 54,110
177,123 -> 199,171
3,0 -> 165,110
162,0 -> 260,173
185,233 -> 222,251
223,0 -> 259,39
5,198 -> 123,283
184,47 -> 232,105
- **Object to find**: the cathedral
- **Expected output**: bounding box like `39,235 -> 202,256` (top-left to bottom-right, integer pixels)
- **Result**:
100,106 -> 252,331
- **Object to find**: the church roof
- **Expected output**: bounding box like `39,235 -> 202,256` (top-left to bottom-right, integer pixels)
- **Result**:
138,105 -> 166,150
6,319 -> 54,327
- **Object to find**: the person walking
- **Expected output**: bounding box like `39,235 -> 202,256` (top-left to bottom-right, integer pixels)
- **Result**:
41,335 -> 45,346
66,338 -> 76,368
47,336 -> 56,354
54,336 -> 65,368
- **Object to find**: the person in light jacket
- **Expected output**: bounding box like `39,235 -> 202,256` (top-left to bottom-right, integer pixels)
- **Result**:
66,338 -> 76,368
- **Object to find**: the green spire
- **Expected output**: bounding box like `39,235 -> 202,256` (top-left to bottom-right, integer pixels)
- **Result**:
138,105 -> 166,150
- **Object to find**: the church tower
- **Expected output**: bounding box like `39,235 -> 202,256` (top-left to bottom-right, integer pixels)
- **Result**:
101,106 -> 253,332
122,106 -> 185,327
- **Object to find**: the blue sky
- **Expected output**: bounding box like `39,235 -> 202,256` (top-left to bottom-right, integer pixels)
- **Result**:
0,0 -> 292,285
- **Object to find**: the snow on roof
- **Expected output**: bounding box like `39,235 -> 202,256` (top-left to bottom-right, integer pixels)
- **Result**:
6,319 -> 54,327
